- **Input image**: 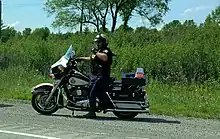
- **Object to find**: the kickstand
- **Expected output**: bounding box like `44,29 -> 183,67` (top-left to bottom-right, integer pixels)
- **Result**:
71,111 -> 75,117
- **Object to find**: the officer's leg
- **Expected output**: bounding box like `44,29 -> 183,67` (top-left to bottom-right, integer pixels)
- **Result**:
83,77 -> 100,118
97,78 -> 114,109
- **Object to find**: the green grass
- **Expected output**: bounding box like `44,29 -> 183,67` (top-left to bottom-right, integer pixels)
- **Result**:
148,80 -> 220,119
1,67 -> 220,120
0,66 -> 51,100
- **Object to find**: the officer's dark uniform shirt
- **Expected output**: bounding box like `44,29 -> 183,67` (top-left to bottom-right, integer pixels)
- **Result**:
90,47 -> 113,78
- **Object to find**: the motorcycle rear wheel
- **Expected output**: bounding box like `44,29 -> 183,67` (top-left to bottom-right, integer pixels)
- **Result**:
113,112 -> 138,120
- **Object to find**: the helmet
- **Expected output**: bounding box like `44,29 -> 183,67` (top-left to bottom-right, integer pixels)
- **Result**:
94,34 -> 108,46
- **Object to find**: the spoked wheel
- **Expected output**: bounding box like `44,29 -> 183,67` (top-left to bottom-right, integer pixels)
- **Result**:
113,112 -> 138,120
31,93 -> 59,115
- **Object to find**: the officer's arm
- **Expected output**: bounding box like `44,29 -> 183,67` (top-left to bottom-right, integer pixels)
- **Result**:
77,50 -> 108,61
96,52 -> 108,62
77,57 -> 91,61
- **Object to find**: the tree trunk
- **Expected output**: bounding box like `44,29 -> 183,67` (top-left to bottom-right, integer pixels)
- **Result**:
80,22 -> 83,33
111,16 -> 117,32
111,8 -> 119,32
101,7 -> 108,32
123,18 -> 128,28
80,2 -> 84,33
96,25 -> 100,32
102,18 -> 107,32
111,5 -> 119,32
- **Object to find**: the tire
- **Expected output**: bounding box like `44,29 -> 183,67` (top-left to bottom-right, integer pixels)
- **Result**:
113,112 -> 138,120
31,93 -> 59,115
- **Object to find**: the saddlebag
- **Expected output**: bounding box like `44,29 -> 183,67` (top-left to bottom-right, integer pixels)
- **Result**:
112,68 -> 147,101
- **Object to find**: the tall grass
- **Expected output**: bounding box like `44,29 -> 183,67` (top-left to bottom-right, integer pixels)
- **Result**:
0,66 -> 51,100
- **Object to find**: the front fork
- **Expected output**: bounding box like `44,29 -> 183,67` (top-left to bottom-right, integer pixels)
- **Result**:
45,80 -> 63,106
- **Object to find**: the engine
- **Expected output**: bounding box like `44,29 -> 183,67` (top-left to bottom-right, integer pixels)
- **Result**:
65,70 -> 90,100
66,84 -> 89,100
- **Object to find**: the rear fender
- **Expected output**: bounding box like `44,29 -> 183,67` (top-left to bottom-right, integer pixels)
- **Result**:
31,83 -> 53,95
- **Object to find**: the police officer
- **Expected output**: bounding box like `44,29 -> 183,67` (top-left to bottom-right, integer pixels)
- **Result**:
77,34 -> 114,118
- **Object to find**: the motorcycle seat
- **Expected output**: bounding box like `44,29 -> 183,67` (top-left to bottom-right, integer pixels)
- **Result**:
113,80 -> 122,84
108,77 -> 121,84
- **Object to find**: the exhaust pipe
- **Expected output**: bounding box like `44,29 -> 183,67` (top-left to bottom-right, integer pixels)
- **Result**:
104,108 -> 149,113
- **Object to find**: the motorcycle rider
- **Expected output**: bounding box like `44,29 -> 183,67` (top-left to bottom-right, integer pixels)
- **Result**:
76,33 -> 115,118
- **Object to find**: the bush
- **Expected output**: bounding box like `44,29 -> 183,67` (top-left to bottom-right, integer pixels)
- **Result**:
1,22 -> 220,84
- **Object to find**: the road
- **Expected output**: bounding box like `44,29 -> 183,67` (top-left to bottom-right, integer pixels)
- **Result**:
0,101 -> 220,139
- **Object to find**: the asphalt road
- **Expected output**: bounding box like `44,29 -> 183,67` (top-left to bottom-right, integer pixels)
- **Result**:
0,101 -> 220,139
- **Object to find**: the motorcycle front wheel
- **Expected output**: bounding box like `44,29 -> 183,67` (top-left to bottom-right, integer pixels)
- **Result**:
31,93 -> 59,115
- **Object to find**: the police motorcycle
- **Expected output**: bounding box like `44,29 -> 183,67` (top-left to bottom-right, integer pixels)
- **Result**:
31,45 -> 150,119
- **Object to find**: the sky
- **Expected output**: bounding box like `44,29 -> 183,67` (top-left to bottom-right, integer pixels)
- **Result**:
2,0 -> 220,33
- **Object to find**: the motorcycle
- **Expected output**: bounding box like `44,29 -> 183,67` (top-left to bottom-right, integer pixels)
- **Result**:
31,45 -> 150,119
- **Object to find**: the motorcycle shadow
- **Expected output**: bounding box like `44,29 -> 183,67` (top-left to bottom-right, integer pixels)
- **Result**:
51,113 -> 181,124
0,104 -> 14,108
93,116 -> 181,124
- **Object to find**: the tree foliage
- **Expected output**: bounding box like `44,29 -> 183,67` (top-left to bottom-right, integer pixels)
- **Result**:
44,0 -> 109,32
207,5 -> 220,24
1,5 -> 220,84
44,0 -> 171,32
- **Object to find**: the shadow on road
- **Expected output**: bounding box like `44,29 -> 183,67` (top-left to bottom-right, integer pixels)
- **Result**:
50,113 -> 181,124
94,116 -> 181,124
0,104 -> 14,108
50,114 -> 73,118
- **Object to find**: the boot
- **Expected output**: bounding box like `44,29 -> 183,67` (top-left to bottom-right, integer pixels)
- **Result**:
83,108 -> 96,119
83,102 -> 97,119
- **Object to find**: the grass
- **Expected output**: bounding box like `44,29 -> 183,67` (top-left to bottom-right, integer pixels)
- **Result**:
148,81 -> 220,119
1,67 -> 220,120
0,66 -> 51,100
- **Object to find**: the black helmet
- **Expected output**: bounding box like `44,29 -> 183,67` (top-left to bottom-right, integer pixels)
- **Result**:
94,34 -> 108,46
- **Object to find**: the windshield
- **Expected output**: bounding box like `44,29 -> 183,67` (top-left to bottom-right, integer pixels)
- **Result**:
51,45 -> 75,69
64,45 -> 75,59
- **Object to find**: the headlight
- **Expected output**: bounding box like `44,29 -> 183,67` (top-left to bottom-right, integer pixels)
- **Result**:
50,66 -> 65,79
58,65 -> 65,72
50,74 -> 55,79
49,68 -> 55,79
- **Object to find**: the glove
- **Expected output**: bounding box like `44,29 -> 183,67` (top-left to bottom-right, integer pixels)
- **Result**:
91,48 -> 98,54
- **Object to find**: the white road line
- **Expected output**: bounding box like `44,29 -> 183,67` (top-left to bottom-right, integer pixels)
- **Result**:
77,130 -> 107,135
126,137 -> 149,139
0,130 -> 61,139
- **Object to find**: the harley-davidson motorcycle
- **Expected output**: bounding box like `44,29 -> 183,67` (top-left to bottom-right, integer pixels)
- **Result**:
31,45 -> 150,119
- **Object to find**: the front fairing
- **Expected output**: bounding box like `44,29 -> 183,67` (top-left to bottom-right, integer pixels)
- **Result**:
51,56 -> 68,69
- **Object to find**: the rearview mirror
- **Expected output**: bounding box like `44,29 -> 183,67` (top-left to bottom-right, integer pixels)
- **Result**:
71,50 -> 76,58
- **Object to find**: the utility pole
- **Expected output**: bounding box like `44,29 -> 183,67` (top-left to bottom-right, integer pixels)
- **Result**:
0,0 -> 2,39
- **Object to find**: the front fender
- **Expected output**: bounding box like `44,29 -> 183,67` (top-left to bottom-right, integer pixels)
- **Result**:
31,83 -> 53,95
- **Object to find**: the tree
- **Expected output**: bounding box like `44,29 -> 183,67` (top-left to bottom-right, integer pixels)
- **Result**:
204,5 -> 220,25
32,27 -> 50,41
44,0 -> 171,32
22,28 -> 32,36
162,20 -> 181,31
45,0 -> 109,32
119,1 -> 138,28
0,20 -> 6,39
119,0 -> 171,31
83,26 -> 90,34
183,20 -> 196,27
0,20 -> 5,29
135,0 -> 171,26
1,27 -> 17,43
115,24 -> 133,32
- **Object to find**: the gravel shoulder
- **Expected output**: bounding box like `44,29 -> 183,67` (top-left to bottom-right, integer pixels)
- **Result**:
0,100 -> 220,139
